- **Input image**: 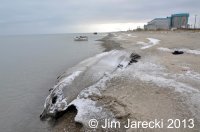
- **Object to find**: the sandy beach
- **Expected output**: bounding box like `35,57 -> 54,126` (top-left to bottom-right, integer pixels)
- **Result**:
2,0 -> 200,132
97,31 -> 200,132
43,31 -> 200,132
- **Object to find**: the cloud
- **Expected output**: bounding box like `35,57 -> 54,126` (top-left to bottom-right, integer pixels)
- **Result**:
0,0 -> 199,34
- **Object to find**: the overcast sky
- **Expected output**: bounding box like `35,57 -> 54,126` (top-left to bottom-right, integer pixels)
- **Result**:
0,0 -> 200,35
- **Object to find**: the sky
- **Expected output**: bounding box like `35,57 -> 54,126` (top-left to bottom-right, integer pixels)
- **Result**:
0,0 -> 200,35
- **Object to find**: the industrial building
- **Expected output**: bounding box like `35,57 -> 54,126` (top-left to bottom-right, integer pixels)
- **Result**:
171,13 -> 189,28
144,13 -> 189,30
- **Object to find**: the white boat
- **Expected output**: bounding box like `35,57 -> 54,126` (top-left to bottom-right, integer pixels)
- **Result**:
74,36 -> 88,41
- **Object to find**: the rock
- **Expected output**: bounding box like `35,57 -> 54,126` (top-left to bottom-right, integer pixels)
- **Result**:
172,50 -> 184,55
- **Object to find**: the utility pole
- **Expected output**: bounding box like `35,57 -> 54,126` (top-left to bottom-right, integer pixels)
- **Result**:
194,15 -> 197,29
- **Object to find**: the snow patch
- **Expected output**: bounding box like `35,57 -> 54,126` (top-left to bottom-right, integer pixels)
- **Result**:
181,48 -> 200,55
137,38 -> 160,49
77,72 -> 113,99
71,98 -> 114,128
126,61 -> 198,93
55,71 -> 82,89
136,41 -> 147,46
157,47 -> 172,52
127,34 -> 137,37
69,72 -> 115,127
147,38 -> 160,45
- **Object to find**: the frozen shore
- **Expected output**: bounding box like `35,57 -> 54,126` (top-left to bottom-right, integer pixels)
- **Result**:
41,31 -> 200,132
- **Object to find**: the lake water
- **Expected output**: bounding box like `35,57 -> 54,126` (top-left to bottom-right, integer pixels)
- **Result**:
0,33 -> 104,132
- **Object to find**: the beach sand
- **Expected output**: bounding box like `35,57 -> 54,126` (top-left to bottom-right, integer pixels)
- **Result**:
98,31 -> 200,132
49,31 -> 200,132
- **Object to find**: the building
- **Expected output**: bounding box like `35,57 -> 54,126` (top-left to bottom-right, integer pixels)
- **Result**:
144,13 -> 189,30
144,17 -> 171,30
171,13 -> 189,28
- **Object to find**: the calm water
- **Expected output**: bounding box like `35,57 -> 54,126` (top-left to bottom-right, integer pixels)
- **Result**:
0,33 -> 104,132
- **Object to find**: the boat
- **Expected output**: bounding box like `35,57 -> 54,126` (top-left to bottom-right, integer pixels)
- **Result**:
93,32 -> 97,35
74,36 -> 88,41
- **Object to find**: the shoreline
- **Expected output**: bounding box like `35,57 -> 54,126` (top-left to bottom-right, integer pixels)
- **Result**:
42,31 -> 200,132
97,33 -> 122,51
